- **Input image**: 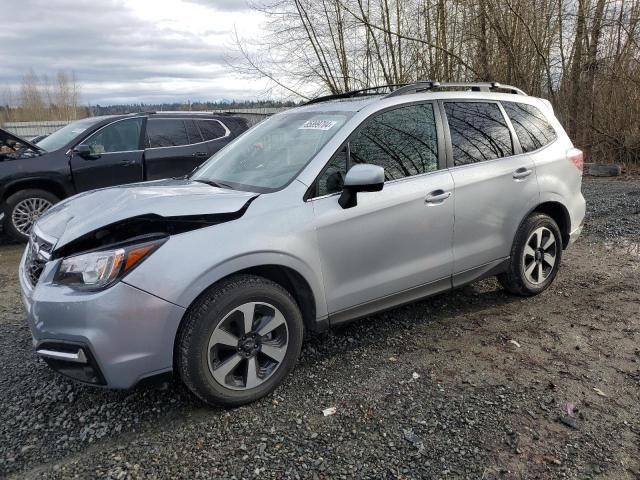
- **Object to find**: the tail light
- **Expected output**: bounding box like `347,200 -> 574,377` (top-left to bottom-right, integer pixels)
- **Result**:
567,148 -> 584,172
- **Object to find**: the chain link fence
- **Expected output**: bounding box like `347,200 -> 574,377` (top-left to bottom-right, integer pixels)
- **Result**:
2,121 -> 70,140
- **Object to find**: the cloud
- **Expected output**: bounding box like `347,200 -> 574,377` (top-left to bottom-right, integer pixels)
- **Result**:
0,0 -> 266,104
183,0 -> 252,11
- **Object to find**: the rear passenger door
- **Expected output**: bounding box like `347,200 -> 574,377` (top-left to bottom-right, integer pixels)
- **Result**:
441,100 -> 539,284
144,118 -> 208,180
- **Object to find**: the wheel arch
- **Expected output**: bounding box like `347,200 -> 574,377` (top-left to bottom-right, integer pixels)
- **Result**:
1,178 -> 68,203
531,201 -> 571,248
227,264 -> 319,333
171,263 -> 324,374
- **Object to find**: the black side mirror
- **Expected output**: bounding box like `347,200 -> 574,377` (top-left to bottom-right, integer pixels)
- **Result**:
338,164 -> 384,209
72,144 -> 99,160
325,170 -> 345,194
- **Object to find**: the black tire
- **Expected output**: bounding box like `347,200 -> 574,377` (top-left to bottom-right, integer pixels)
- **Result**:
2,189 -> 59,243
498,213 -> 563,296
176,274 -> 304,407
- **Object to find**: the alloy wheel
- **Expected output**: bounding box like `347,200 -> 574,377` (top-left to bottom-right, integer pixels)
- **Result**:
522,226 -> 557,284
11,197 -> 53,236
207,302 -> 289,390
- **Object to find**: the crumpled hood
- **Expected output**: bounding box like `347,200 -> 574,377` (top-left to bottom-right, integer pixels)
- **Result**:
36,179 -> 257,249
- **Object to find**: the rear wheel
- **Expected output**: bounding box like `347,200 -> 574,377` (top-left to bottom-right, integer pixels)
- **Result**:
176,274 -> 304,407
3,189 -> 58,243
498,213 -> 562,296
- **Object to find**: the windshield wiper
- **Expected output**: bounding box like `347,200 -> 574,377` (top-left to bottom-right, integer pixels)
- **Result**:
193,179 -> 234,190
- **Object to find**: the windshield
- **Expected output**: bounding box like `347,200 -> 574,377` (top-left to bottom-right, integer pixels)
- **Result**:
36,117 -> 105,152
191,110 -> 353,192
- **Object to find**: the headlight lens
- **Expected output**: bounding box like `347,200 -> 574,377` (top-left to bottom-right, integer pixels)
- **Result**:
53,239 -> 163,290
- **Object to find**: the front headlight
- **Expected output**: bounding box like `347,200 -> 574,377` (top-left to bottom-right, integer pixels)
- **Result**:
53,239 -> 164,290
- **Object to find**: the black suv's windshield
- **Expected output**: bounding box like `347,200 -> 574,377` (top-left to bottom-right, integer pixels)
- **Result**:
36,117 -> 105,152
191,110 -> 353,192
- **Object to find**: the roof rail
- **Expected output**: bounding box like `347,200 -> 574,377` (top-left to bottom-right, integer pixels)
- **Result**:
304,81 -> 526,106
386,81 -> 526,97
304,84 -> 408,105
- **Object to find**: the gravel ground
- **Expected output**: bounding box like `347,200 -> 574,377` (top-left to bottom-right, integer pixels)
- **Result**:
0,176 -> 638,479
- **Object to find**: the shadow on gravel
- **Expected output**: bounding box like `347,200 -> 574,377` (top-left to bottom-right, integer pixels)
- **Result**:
0,267 -> 519,475
300,280 -> 521,364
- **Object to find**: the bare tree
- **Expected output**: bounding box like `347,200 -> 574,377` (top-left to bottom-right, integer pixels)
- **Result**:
233,0 -> 640,165
0,69 -> 83,123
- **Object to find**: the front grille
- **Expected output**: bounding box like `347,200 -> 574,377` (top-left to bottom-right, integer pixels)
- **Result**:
24,234 -> 54,287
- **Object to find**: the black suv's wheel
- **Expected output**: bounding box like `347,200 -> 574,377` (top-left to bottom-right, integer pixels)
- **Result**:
176,274 -> 304,407
2,189 -> 59,243
498,213 -> 563,296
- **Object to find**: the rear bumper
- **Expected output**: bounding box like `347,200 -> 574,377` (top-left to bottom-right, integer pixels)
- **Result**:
567,191 -> 586,247
568,222 -> 583,246
20,252 -> 186,389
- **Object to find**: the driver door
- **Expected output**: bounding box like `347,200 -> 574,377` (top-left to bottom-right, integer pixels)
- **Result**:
310,103 -> 455,322
70,117 -> 145,192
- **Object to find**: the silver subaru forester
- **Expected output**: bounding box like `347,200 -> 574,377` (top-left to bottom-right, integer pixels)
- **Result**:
20,82 -> 585,406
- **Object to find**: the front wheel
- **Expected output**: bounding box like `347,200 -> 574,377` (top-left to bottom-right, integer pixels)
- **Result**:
498,213 -> 563,296
2,189 -> 59,243
176,274 -> 304,407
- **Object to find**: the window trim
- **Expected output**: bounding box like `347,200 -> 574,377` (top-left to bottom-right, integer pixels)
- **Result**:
500,101 -> 559,155
145,118 -> 231,150
438,99 -> 521,170
195,118 -> 231,143
76,116 -> 146,154
306,100 -> 446,201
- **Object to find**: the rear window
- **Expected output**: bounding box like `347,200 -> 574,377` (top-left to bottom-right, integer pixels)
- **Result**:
502,102 -> 557,152
444,102 -> 513,166
146,119 -> 189,148
197,120 -> 227,141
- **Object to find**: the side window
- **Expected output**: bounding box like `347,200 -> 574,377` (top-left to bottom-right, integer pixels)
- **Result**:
317,148 -> 347,196
83,118 -> 143,154
185,120 -> 203,144
502,102 -> 557,152
350,104 -> 439,181
444,102 -> 513,166
198,120 -> 227,141
146,119 -> 189,148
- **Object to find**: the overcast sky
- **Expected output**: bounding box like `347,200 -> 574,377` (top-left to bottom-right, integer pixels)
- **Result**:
0,0 -> 271,105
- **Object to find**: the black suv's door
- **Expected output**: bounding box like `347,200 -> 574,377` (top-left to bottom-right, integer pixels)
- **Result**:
144,118 -> 209,180
70,117 -> 145,192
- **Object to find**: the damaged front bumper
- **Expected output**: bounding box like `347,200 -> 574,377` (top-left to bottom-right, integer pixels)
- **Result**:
19,247 -> 186,389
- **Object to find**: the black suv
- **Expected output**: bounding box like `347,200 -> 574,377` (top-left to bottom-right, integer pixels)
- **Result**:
0,112 -> 248,241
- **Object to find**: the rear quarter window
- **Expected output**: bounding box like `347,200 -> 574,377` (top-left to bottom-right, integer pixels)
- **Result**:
502,102 -> 557,152
197,120 -> 227,141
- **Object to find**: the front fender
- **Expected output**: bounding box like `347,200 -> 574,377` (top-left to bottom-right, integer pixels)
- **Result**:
122,198 -> 328,320
124,247 -> 327,319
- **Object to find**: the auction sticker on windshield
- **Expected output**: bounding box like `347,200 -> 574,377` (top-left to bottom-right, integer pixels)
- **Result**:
299,120 -> 337,131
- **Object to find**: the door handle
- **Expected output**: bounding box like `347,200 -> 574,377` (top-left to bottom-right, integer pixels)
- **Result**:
513,167 -> 533,180
193,151 -> 208,158
425,190 -> 451,205
119,160 -> 136,166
